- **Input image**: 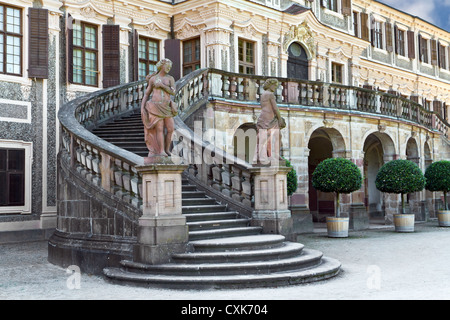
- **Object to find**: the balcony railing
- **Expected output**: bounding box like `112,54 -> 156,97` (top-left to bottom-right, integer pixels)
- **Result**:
59,68 -> 450,223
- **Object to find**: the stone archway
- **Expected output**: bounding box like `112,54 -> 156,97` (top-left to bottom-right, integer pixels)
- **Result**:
363,132 -> 396,223
307,127 -> 346,222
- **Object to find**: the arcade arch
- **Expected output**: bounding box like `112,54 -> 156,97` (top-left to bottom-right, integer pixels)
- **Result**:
307,127 -> 346,222
363,132 -> 396,222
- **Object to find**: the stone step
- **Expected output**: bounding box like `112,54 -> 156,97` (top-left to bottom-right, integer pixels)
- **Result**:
182,204 -> 228,214
184,211 -> 239,222
190,234 -> 286,252
172,241 -> 305,263
119,248 -> 323,276
103,256 -> 341,289
187,218 -> 250,231
181,185 -> 198,192
188,226 -> 263,241
182,197 -> 217,206
181,190 -> 206,198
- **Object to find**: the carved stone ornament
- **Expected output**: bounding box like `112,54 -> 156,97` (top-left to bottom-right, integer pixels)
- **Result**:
144,23 -> 159,35
176,23 -> 206,39
323,119 -> 334,128
378,124 -> 386,132
283,21 -> 316,57
80,6 -> 97,19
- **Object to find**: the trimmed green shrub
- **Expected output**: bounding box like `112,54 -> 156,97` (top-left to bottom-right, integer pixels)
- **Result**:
375,159 -> 425,214
424,160 -> 450,210
312,158 -> 362,217
285,158 -> 298,196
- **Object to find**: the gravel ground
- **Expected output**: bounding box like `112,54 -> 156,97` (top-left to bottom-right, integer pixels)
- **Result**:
1,221 -> 450,300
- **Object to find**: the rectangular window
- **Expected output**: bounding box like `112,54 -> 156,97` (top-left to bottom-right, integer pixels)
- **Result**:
438,44 -> 447,70
419,36 -> 429,63
353,12 -> 359,38
183,37 -> 200,76
396,28 -> 405,56
0,4 -> 22,75
138,36 -> 159,80
0,148 -> 25,207
373,21 -> 383,49
238,38 -> 255,75
72,22 -> 98,86
325,0 -> 338,12
331,62 -> 343,84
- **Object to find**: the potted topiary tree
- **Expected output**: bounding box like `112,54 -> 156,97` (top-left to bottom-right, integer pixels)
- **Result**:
375,159 -> 425,232
285,158 -> 298,198
312,157 -> 363,238
424,160 -> 450,227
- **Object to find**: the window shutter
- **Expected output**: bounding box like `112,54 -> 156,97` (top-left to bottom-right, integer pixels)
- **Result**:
341,0 -> 351,16
67,14 -> 73,84
164,39 -> 181,81
430,39 -> 438,66
394,25 -> 398,54
103,25 -> 120,88
385,23 -> 393,52
418,34 -> 423,61
28,8 -> 48,79
433,100 -> 443,116
133,29 -> 139,82
369,15 -> 375,47
361,13 -> 369,41
102,24 -> 120,88
407,30 -> 415,59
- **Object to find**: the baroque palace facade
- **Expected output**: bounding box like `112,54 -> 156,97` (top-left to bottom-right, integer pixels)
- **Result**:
0,0 -> 449,240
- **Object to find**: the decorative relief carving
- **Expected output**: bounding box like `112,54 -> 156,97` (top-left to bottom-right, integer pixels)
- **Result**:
176,23 -> 206,39
283,21 -> 316,57
323,119 -> 334,128
80,6 -> 97,19
241,24 -> 257,38
144,22 -> 158,35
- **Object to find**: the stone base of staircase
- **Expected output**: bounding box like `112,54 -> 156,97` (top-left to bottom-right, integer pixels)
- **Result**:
104,234 -> 341,289
95,114 -> 341,289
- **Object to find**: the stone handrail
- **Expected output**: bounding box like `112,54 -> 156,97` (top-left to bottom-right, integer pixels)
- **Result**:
58,68 -> 450,220
206,68 -> 447,137
59,81 -> 147,210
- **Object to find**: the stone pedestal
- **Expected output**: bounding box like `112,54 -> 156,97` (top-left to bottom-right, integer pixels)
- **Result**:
290,204 -> 313,234
250,165 -> 293,237
349,203 -> 369,230
133,160 -> 189,265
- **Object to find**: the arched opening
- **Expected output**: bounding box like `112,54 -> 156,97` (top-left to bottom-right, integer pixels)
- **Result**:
287,42 -> 309,80
233,123 -> 257,163
307,127 -> 346,222
363,132 -> 396,224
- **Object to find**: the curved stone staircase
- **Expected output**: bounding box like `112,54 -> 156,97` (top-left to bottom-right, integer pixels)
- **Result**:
98,112 -> 341,289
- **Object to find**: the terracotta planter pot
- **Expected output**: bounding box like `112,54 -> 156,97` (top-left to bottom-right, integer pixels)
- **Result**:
393,214 -> 415,233
326,217 -> 349,238
437,210 -> 450,227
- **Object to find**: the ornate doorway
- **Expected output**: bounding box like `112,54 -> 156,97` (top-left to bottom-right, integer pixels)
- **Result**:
287,42 -> 309,80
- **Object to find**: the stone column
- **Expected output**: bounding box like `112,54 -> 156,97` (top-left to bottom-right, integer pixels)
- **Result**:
349,151 -> 369,230
250,164 -> 293,237
133,162 -> 188,265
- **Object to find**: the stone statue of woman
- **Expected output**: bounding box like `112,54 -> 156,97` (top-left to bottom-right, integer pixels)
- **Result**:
141,59 -> 178,157
253,78 -> 286,165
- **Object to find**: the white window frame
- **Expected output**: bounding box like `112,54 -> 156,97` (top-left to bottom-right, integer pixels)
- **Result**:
0,139 -> 33,215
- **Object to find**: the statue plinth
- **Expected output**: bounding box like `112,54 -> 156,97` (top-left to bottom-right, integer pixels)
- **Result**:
133,162 -> 188,265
